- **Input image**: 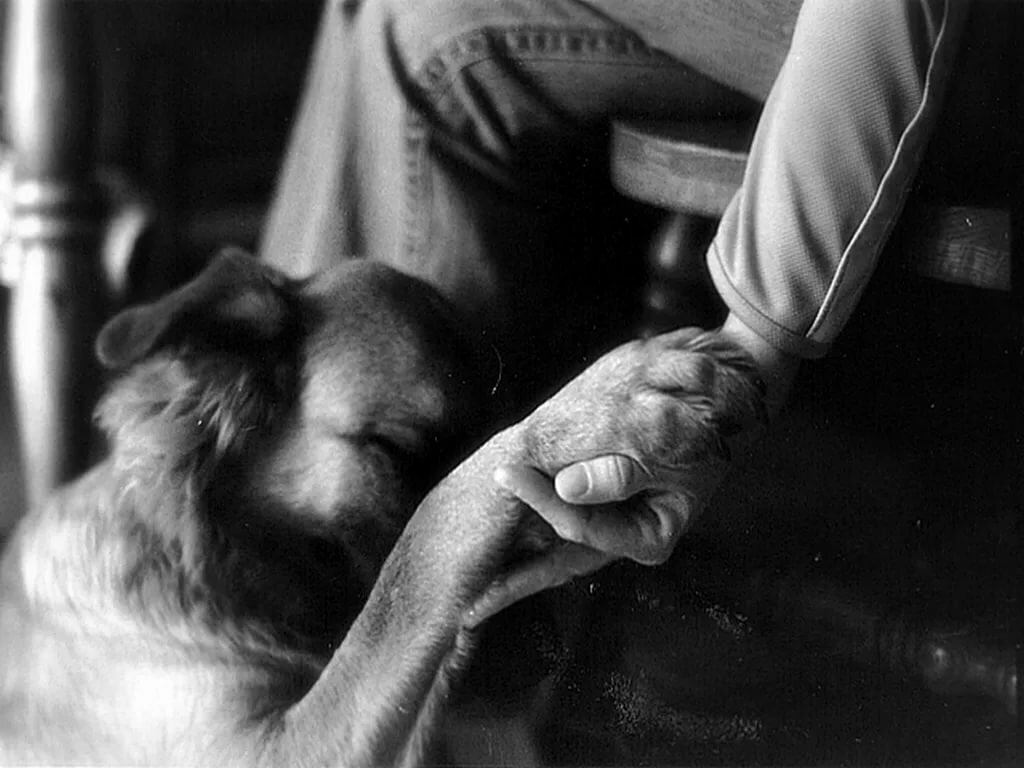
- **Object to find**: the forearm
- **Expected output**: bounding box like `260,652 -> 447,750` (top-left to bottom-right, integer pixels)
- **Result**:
709,0 -> 966,358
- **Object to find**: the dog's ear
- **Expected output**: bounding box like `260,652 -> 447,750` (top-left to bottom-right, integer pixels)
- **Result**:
96,246 -> 293,370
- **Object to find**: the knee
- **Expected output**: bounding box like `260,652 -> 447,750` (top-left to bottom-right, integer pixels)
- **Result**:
358,0 -> 487,75
356,0 -> 530,152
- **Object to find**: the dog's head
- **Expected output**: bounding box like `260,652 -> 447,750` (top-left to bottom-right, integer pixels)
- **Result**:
94,248 -> 486,654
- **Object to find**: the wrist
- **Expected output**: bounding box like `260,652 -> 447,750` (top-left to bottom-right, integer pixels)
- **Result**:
718,312 -> 800,417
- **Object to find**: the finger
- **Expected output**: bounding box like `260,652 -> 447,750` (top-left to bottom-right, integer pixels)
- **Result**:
554,454 -> 651,504
465,542 -> 612,629
494,464 -> 677,564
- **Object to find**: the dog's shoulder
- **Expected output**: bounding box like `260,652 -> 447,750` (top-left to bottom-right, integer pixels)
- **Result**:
0,456 -> 320,764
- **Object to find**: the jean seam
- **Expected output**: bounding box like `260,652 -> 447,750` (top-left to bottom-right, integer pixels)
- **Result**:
403,111 -> 430,263
416,26 -> 670,101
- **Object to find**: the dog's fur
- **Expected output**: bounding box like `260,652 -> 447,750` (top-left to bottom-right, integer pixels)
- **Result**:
0,249 -> 763,766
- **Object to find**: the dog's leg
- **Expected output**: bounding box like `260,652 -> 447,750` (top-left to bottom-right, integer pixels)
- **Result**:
257,430 -> 541,768
260,328 -> 764,768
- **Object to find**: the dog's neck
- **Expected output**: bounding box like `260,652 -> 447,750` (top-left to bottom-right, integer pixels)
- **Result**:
12,356 -> 358,682
14,458 -> 323,674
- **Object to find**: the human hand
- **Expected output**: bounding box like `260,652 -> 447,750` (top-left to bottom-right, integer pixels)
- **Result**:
500,325 -> 766,566
534,312 -> 801,555
493,454 -> 725,566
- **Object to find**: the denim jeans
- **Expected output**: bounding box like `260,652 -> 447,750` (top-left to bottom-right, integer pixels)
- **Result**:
260,0 -> 966,368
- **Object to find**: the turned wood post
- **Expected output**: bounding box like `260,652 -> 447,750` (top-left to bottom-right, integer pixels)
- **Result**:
4,0 -> 105,508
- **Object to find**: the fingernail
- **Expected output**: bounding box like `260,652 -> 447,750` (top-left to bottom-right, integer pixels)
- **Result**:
556,465 -> 590,500
493,466 -> 514,491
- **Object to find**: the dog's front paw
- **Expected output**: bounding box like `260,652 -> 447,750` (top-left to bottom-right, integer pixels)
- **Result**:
522,327 -> 767,478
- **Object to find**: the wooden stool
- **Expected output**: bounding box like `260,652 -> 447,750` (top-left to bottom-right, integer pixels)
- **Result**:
611,120 -> 750,335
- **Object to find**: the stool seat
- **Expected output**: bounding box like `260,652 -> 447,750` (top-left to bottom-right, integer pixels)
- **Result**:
610,119 -> 1013,305
610,120 -> 754,334
611,120 -> 751,217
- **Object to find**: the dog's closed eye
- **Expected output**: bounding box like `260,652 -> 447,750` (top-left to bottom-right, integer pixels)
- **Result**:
337,426 -> 454,495
346,432 -> 417,463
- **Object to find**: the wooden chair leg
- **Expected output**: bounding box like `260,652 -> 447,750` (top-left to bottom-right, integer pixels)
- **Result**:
7,241 -> 104,508
4,0 -> 105,509
638,213 -> 723,337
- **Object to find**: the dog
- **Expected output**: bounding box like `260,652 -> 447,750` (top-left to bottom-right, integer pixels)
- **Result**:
0,248 -> 763,766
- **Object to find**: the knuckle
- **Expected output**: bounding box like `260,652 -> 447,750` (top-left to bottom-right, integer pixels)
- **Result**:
660,513 -> 685,548
632,525 -> 672,566
630,500 -> 687,565
608,454 -> 637,493
635,542 -> 671,566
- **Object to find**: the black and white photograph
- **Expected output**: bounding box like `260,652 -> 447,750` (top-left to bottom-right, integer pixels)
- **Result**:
0,0 -> 1018,765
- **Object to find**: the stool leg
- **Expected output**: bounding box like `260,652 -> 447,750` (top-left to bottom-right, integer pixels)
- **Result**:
639,213 -> 723,337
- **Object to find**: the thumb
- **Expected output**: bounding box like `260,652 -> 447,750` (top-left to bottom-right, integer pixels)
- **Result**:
554,454 -> 651,504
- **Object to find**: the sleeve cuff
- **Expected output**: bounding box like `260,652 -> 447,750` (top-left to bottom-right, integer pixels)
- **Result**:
707,244 -> 831,360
